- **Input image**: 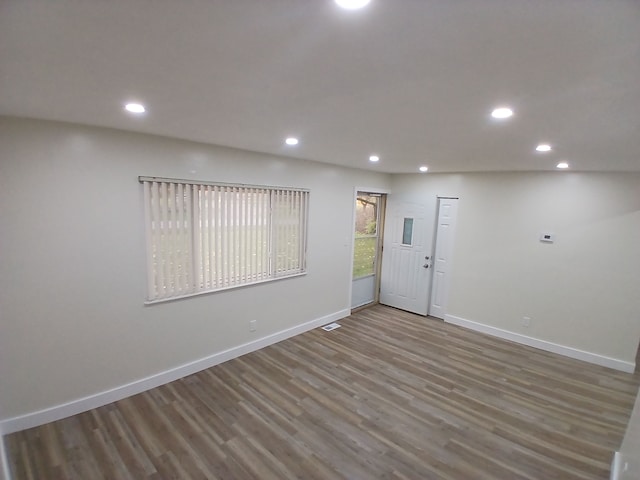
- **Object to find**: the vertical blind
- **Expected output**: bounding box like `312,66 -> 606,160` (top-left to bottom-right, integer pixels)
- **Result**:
141,177 -> 309,302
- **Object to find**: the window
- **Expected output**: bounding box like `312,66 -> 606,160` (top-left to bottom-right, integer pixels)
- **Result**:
140,177 -> 309,302
352,194 -> 380,278
402,217 -> 414,245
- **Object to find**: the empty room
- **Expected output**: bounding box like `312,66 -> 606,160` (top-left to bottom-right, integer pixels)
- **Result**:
1,1 -> 639,479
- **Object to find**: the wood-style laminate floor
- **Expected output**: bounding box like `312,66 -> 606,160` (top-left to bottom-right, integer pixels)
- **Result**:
6,305 -> 640,479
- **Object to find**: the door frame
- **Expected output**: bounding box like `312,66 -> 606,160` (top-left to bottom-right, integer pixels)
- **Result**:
349,186 -> 390,312
378,193 -> 459,317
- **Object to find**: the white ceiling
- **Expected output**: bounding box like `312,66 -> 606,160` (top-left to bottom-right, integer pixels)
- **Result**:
1,0 -> 639,174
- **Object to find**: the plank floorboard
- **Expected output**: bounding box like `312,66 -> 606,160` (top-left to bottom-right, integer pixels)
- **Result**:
6,305 -> 639,479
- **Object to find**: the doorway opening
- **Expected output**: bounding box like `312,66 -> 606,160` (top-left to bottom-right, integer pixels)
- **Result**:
379,196 -> 458,317
351,193 -> 386,309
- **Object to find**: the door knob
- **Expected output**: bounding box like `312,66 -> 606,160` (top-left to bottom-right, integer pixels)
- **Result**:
423,263 -> 430,268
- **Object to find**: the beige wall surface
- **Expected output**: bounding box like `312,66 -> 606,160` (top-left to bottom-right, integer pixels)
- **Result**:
0,117 -> 391,421
390,171 -> 640,364
2,116 -> 639,428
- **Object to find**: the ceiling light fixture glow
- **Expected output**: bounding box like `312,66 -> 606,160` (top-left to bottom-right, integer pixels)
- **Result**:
536,144 -> 552,152
335,0 -> 371,9
419,166 -> 429,173
491,107 -> 513,119
285,137 -> 299,146
369,155 -> 379,162
125,103 -> 146,114
556,162 -> 569,169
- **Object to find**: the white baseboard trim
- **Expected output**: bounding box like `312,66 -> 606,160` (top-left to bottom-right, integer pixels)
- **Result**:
610,451 -> 622,480
0,309 -> 350,435
444,314 -> 635,373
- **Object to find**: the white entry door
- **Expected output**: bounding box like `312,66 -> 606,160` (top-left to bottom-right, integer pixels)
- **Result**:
429,198 -> 459,319
379,202 -> 431,315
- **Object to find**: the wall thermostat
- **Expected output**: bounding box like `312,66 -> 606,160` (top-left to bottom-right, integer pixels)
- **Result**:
540,232 -> 555,243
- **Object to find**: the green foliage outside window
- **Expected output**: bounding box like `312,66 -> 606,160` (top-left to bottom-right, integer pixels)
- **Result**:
353,235 -> 377,278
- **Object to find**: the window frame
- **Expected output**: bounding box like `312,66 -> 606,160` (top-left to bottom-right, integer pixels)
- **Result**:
140,176 -> 309,304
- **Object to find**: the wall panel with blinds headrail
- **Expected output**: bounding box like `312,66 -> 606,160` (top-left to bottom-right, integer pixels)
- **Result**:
140,177 -> 309,303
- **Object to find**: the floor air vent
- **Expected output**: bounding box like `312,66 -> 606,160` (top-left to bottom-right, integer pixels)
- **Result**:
321,323 -> 341,332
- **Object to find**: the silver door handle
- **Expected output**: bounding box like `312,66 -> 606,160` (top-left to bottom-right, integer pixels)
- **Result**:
423,263 -> 430,268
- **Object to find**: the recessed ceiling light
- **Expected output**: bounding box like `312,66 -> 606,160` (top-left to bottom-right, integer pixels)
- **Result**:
335,0 -> 371,9
536,144 -> 552,152
124,103 -> 146,114
419,166 -> 429,173
556,162 -> 569,169
491,107 -> 513,119
369,155 -> 379,162
285,137 -> 299,146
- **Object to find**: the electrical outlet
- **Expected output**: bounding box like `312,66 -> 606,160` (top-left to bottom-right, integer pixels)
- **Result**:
249,319 -> 257,332
522,316 -> 531,327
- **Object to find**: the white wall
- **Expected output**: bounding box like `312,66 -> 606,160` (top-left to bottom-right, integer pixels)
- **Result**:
618,387 -> 640,480
0,117 -> 391,424
390,172 -> 640,366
